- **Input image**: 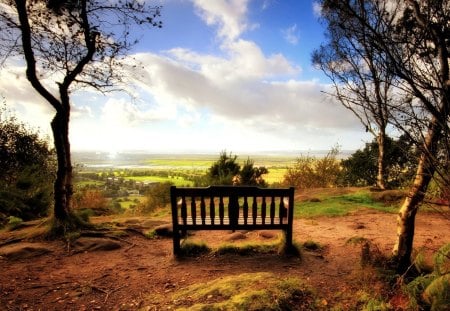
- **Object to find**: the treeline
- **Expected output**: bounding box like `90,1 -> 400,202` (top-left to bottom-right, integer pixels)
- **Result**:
283,136 -> 418,190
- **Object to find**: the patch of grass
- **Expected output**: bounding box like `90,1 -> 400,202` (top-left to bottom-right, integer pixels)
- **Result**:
278,240 -> 302,257
265,167 -> 287,184
144,229 -> 157,239
295,191 -> 396,218
346,236 -> 369,245
216,242 -> 279,256
302,240 -> 323,251
7,216 -> 23,230
179,240 -> 211,256
357,290 -> 392,311
166,272 -> 316,310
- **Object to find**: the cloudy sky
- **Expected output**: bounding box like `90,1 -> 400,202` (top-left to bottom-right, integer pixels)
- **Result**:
0,0 -> 372,154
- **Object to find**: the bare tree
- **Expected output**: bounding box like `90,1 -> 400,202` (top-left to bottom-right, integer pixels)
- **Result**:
312,0 -> 397,190
0,0 -> 161,229
316,0 -> 449,272
382,0 -> 450,272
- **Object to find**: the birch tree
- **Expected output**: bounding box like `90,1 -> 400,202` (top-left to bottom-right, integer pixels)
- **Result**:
312,0 -> 397,190
315,0 -> 449,272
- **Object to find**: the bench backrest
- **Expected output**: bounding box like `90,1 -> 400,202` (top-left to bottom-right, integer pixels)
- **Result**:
170,186 -> 295,229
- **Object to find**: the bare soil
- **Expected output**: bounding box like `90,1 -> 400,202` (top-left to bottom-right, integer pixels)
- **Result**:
0,199 -> 448,310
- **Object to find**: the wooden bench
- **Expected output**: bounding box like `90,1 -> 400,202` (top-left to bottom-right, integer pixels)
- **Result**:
170,185 -> 295,256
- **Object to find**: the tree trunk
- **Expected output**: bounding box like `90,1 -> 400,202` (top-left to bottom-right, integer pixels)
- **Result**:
51,109 -> 73,221
376,131 -> 386,190
393,118 -> 441,273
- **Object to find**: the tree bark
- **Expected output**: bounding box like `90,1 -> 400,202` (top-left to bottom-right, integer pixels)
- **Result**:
393,118 -> 441,272
376,131 -> 386,190
50,109 -> 73,221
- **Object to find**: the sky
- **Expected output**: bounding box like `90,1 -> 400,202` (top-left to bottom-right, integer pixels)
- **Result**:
0,0 -> 373,154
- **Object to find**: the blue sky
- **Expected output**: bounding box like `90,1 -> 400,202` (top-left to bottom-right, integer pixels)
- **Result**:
0,0 -> 372,154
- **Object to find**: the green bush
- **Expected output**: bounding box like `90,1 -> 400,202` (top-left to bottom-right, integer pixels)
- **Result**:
434,243 -> 450,276
404,243 -> 450,310
7,216 -> 23,230
139,182 -> 173,213
0,105 -> 54,223
423,274 -> 450,310
283,146 -> 341,188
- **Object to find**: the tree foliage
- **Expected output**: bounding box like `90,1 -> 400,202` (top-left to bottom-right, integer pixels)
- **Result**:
239,158 -> 268,187
283,146 -> 341,188
315,0 -> 449,272
206,151 -> 268,186
0,0 -> 162,224
341,135 -> 418,188
207,151 -> 241,185
0,104 -> 55,225
312,0 -> 396,189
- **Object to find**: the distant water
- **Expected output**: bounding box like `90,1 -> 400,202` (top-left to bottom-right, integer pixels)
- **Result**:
72,150 -> 354,169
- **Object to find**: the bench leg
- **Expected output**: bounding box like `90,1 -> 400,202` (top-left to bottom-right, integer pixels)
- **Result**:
173,228 -> 181,256
285,228 -> 293,249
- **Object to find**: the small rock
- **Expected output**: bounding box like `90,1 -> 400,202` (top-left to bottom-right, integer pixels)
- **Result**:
258,230 -> 277,239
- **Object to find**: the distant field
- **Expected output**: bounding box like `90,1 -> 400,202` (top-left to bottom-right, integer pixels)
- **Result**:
74,153 -> 297,186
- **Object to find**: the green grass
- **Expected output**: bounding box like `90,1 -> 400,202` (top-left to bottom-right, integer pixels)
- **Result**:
75,180 -> 105,187
216,242 -> 280,256
264,167 -> 287,184
118,197 -> 145,209
124,175 -> 193,186
146,158 -> 215,168
295,191 -> 397,218
160,272 -> 316,310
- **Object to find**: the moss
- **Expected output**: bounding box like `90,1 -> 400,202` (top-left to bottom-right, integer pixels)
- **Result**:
169,272 -> 316,310
434,243 -> 450,276
423,274 -> 450,311
303,240 -> 323,251
179,240 -> 211,256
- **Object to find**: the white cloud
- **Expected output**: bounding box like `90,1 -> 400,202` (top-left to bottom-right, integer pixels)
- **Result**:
282,24 -> 299,45
126,47 -> 362,148
192,0 -> 253,41
0,1 -> 373,153
312,1 -> 322,17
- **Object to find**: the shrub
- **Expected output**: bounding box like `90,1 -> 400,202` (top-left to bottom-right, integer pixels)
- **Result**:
7,216 -> 23,230
204,151 -> 269,186
138,182 -> 173,213
340,135 -> 417,188
72,189 -> 110,215
0,105 -> 54,222
404,243 -> 450,310
283,146 -> 341,188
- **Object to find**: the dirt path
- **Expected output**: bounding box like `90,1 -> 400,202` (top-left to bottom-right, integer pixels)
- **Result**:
0,210 -> 448,310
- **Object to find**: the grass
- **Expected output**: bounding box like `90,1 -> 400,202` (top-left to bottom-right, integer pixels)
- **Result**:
295,191 -> 397,218
177,236 -> 302,258
264,167 -> 287,184
178,240 -> 211,256
160,272 -> 316,310
116,196 -> 146,209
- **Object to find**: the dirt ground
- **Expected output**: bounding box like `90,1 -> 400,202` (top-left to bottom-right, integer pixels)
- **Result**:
0,204 -> 448,310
